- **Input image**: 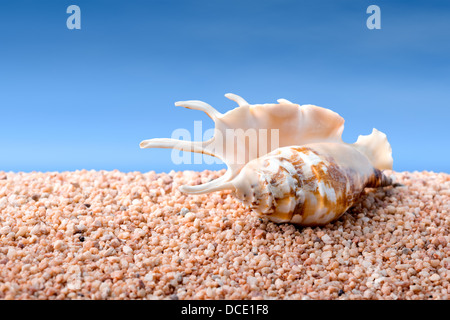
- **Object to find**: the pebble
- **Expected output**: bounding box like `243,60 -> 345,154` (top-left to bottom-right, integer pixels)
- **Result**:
429,274 -> 440,281
122,246 -> 133,255
180,207 -> 190,216
53,240 -> 67,251
321,234 -> 333,245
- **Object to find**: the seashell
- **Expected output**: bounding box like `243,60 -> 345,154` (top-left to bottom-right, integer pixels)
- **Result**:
140,94 -> 394,226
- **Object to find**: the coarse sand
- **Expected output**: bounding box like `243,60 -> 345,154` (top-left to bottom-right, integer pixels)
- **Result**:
0,169 -> 448,300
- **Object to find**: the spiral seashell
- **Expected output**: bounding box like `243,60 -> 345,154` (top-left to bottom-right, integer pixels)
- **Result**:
140,94 -> 394,225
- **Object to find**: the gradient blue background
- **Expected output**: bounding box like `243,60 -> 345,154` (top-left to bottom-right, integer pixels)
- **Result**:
0,0 -> 449,173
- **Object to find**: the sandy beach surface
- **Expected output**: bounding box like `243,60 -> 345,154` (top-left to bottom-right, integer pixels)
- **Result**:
0,169 -> 448,300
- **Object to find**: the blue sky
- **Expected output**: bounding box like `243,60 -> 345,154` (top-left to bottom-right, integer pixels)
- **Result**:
0,0 -> 449,173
